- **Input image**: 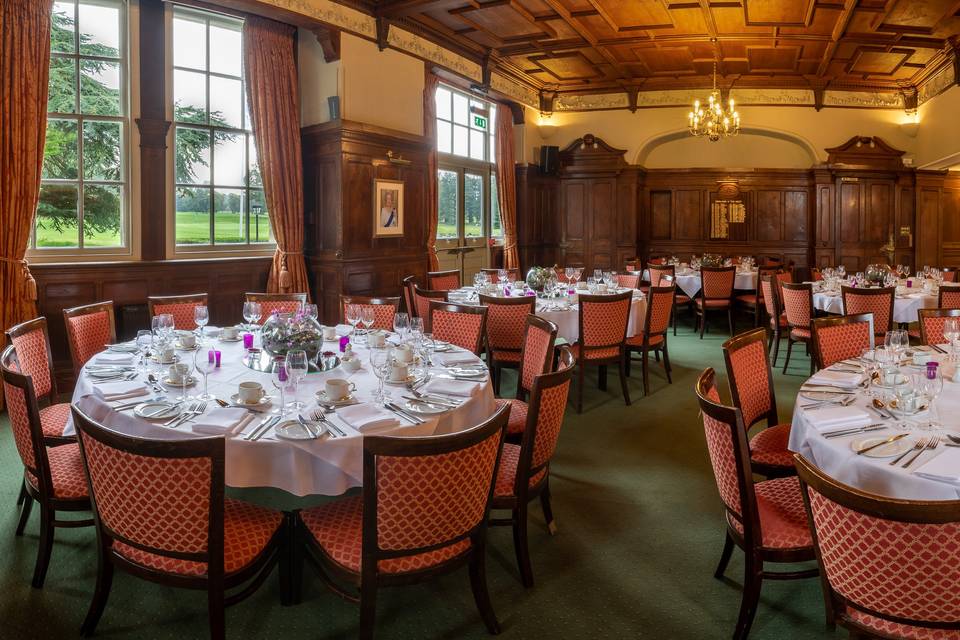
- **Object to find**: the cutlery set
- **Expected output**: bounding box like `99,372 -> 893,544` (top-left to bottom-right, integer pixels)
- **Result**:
890,435 -> 941,468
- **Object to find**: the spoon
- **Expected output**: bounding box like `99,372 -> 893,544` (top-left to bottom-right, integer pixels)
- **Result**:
872,398 -> 896,419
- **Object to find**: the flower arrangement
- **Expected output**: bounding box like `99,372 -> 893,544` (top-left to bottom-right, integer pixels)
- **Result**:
260,311 -> 323,358
525,266 -> 554,291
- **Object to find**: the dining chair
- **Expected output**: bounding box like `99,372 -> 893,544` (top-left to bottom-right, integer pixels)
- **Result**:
339,295 -> 400,331
795,453 -> 960,640
615,273 -> 640,289
494,314 -> 558,438
758,256 -> 784,268
429,300 -> 488,355
1,348 -> 92,588
647,256 -> 667,266
938,284 -> 960,309
490,346 -> 574,587
722,328 -> 795,478
293,406 -> 509,640
478,294 -> 536,394
63,301 -> 117,379
760,276 -> 788,367
695,369 -> 817,640
779,282 -> 814,375
810,266 -> 823,281
941,266 -> 957,283
427,269 -> 461,291
695,266 -> 737,338
401,275 -> 418,316
736,266 -> 780,328
480,267 -> 521,283
917,308 -> 960,347
147,293 -> 209,331
244,292 -> 307,322
411,284 -> 448,331
624,284 -> 674,396
649,264 -> 688,335
841,286 -> 894,337
811,313 -> 875,369
573,291 -> 633,413
71,406 -> 288,640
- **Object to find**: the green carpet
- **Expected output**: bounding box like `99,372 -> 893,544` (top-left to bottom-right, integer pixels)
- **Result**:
0,317 -> 840,639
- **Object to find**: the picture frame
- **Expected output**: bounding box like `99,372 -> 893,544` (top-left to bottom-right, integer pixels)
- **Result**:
373,179 -> 404,237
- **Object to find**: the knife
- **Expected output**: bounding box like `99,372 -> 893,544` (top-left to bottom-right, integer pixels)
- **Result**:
252,416 -> 281,441
297,414 -> 322,439
244,415 -> 278,441
385,402 -> 424,424
855,432 -> 908,455
822,423 -> 886,438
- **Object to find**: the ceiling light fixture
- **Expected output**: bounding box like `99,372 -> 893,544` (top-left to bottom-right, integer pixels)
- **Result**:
689,60 -> 740,142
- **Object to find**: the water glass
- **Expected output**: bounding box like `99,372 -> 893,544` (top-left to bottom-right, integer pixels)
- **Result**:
301,304 -> 318,321
369,348 -> 391,403
136,330 -> 152,372
394,312 -> 409,341
345,304 -> 360,334
409,317 -> 424,343
194,305 -> 209,341
272,359 -> 289,417
194,349 -> 217,401
916,370 -> 944,430
242,301 -> 262,330
285,350 -> 309,410
360,307 -> 375,342
944,318 -> 960,360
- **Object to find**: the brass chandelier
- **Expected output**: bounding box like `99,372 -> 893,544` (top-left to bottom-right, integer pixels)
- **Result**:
689,61 -> 740,142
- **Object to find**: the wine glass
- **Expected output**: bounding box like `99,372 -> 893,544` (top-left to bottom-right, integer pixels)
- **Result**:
943,318 -> 960,361
194,305 -> 209,342
285,350 -> 309,411
369,347 -> 391,404
593,269 -> 603,283
248,302 -> 263,330
892,377 -> 916,430
360,307 -> 375,343
409,317 -> 424,343
272,358 -> 289,417
242,301 -> 259,331
497,269 -> 508,287
572,267 -> 583,285
301,304 -> 318,321
345,304 -> 360,336
394,312 -> 409,342
135,330 -> 152,373
917,369 -> 944,430
194,349 -> 217,401
177,355 -> 195,405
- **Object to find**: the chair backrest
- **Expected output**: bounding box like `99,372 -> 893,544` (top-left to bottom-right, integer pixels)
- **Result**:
429,301 -> 487,355
722,328 -> 778,429
780,282 -> 813,329
72,405 -> 227,580
147,293 -> 209,331
774,269 -> 793,293
644,285 -> 675,338
412,285 -> 448,331
362,404 -> 508,570
516,315 -> 558,398
427,270 -> 461,291
648,264 -> 675,287
5,317 -> 57,401
812,313 -> 875,369
340,295 -> 400,331
616,273 -> 640,289
938,284 -> 960,309
942,267 -> 957,283
480,268 -> 521,282
648,256 -> 666,266
795,454 -> 960,634
63,301 -> 117,377
244,292 -> 307,323
577,291 -> 632,358
841,286 -> 894,335
755,266 -> 780,301
760,276 -> 779,320
918,308 -> 960,346
477,294 -> 536,356
760,256 -> 783,267
1,346 -> 53,497
810,266 -> 823,281
700,266 -> 736,300
401,275 -> 418,316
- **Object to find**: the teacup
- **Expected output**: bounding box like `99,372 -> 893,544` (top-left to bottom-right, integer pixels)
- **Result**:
322,326 -> 337,341
912,351 -> 931,366
597,283 -> 608,294
368,331 -> 386,348
179,333 -> 197,349
168,363 -> 190,384
394,344 -> 414,364
324,378 -> 356,401
341,357 -> 361,373
221,326 -> 240,340
238,381 -> 265,404
159,345 -> 176,363
389,362 -> 409,382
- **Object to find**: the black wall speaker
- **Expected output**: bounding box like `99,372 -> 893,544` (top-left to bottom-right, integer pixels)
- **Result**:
540,145 -> 559,176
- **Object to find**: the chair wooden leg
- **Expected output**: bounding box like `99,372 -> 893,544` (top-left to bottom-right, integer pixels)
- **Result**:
576,365 -> 584,414
540,484 -> 557,535
662,345 -> 673,384
80,553 -> 114,637
771,329 -> 781,367
512,505 -> 534,588
208,586 -> 226,640
598,365 -> 607,392
783,338 -> 794,374
672,305 -> 677,336
809,349 -> 815,376
641,349 -> 650,396
16,482 -> 27,507
618,356 -> 631,406
733,553 -> 763,640
31,506 -> 55,589
727,308 -> 734,335
16,494 -> 33,536
713,531 -> 735,579
699,309 -> 706,339
468,542 -> 501,635
492,363 -> 501,396
625,350 -> 632,377
359,581 -> 378,640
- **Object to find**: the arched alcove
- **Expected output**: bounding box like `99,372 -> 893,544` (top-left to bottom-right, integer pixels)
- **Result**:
636,127 -> 819,168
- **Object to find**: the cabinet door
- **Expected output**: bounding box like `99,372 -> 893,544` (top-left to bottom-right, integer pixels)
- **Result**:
835,178 -> 895,272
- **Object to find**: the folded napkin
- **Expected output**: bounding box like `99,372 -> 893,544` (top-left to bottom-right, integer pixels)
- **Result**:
423,378 -> 480,398
433,351 -> 481,367
808,370 -> 864,389
913,447 -> 960,485
338,403 -> 400,432
190,408 -> 255,436
805,405 -> 872,431
336,324 -> 353,336
94,380 -> 150,402
94,353 -> 134,366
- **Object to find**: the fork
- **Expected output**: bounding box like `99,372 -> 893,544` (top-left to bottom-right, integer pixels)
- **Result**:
312,408 -> 346,438
903,435 -> 940,468
163,401 -> 196,427
891,437 -> 927,466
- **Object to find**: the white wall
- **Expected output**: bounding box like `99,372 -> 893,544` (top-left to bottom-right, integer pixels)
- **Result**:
917,85 -> 960,169
298,28 -> 340,127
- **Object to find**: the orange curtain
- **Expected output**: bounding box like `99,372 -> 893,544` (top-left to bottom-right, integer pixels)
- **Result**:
243,17 -> 310,297
0,0 -> 47,348
423,71 -> 440,271
495,104 -> 520,270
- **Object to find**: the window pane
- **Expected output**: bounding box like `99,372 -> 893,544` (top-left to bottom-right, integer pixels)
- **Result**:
249,190 -> 271,243
453,93 -> 468,125
176,187 -> 210,244
437,169 -> 457,239
248,138 -> 262,187
469,128 -> 484,160
435,87 -> 451,120
490,174 -> 502,237
173,69 -> 207,123
51,2 -> 76,54
213,132 -> 246,186
80,59 -> 120,115
36,184 -> 79,248
214,188 -> 245,244
453,125 -> 468,157
175,126 -> 211,185
490,132 -> 496,165
43,119 -> 78,179
464,173 -> 482,238
437,120 -> 451,154
78,2 -> 120,57
209,76 -> 242,129
48,57 -> 76,113
209,23 -> 242,77
83,120 -> 121,180
83,184 -> 122,247
173,15 -> 207,71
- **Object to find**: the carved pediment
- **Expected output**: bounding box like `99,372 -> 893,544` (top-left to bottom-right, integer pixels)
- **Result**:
825,136 -> 906,170
559,134 -> 628,175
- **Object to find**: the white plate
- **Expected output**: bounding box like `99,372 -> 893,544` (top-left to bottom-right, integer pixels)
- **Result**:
385,371 -> 428,386
314,390 -> 357,406
134,401 -> 182,420
229,393 -> 271,408
175,342 -> 200,351
163,376 -> 196,388
403,399 -> 448,415
87,369 -> 132,379
105,343 -> 139,353
851,436 -> 914,458
433,342 -> 452,352
274,419 -> 324,441
150,354 -> 180,365
800,390 -> 853,402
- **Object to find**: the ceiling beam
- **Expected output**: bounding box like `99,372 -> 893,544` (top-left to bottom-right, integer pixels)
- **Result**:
539,0 -> 629,80
817,0 -> 858,77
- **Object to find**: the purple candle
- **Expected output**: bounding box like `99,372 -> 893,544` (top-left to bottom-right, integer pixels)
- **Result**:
927,361 -> 939,380
214,350 -> 221,368
243,333 -> 254,349
277,363 -> 288,382
339,335 -> 350,352
208,349 -> 216,363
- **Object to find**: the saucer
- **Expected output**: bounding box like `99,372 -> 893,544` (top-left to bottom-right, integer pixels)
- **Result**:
385,371 -> 427,386
851,436 -> 913,458
219,336 -> 243,343
175,342 -> 199,351
163,375 -> 196,388
150,354 -> 180,365
274,419 -> 325,441
230,393 -> 271,408
315,390 -> 357,406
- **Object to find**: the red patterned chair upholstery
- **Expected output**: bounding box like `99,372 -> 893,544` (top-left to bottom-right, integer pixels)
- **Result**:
411,284 -> 447,331
478,294 -> 536,394
147,293 -> 209,331
761,276 -> 788,367
735,266 -> 780,329
490,346 -> 574,587
63,301 -> 117,379
938,284 -> 960,310
780,282 -> 814,375
427,269 -> 461,291
918,308 -> 960,347
429,301 -> 488,355
695,266 -> 737,339
810,266 -> 823,281
71,406 -> 287,640
795,454 -> 960,640
244,292 -> 307,323
339,295 -> 400,331
649,264 -> 689,334
723,328 -> 795,478
294,405 -> 509,639
695,369 -> 817,640
573,291 -> 633,413
616,273 -> 641,289
812,313 -> 875,369
494,315 -> 558,438
1,347 -> 92,588
841,286 -> 894,337
625,285 -> 674,396
480,267 -> 521,283
942,267 -> 957,283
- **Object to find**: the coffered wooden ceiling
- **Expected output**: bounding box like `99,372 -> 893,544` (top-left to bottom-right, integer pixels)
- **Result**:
362,0 -> 960,100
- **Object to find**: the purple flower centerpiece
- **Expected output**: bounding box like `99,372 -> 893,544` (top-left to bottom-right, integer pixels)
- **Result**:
260,310 -> 323,359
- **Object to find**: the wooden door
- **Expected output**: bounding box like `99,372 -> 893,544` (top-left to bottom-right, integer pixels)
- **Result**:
835,177 -> 895,272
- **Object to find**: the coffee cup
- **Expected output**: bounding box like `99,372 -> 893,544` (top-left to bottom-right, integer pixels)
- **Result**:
882,371 -> 901,386
597,283 -> 608,294
168,363 -> 190,384
159,345 -> 176,363
394,344 -> 414,364
238,381 -> 265,404
324,378 -> 356,401
179,333 -> 197,349
221,326 -> 239,340
322,325 -> 337,341
341,357 -> 361,373
389,362 -> 409,382
912,351 -> 931,366
368,331 -> 386,348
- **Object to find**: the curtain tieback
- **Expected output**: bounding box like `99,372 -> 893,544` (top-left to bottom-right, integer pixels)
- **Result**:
275,250 -> 303,291
0,256 -> 38,300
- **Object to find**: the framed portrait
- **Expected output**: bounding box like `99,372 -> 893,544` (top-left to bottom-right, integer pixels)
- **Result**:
373,179 -> 404,237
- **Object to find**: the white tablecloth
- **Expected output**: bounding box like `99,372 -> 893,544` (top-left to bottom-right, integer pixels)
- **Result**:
788,367 -> 960,500
811,290 -> 937,323
68,333 -> 497,497
641,269 -> 757,299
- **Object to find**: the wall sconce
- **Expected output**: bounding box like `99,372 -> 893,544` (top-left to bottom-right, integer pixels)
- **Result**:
538,122 -> 558,140
900,111 -> 920,138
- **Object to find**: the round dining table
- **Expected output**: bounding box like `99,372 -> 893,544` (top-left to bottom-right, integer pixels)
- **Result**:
66,327 -> 497,497
811,285 -> 938,323
641,268 -> 757,299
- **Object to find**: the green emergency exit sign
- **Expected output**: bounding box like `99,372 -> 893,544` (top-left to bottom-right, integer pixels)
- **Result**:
473,115 -> 487,129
